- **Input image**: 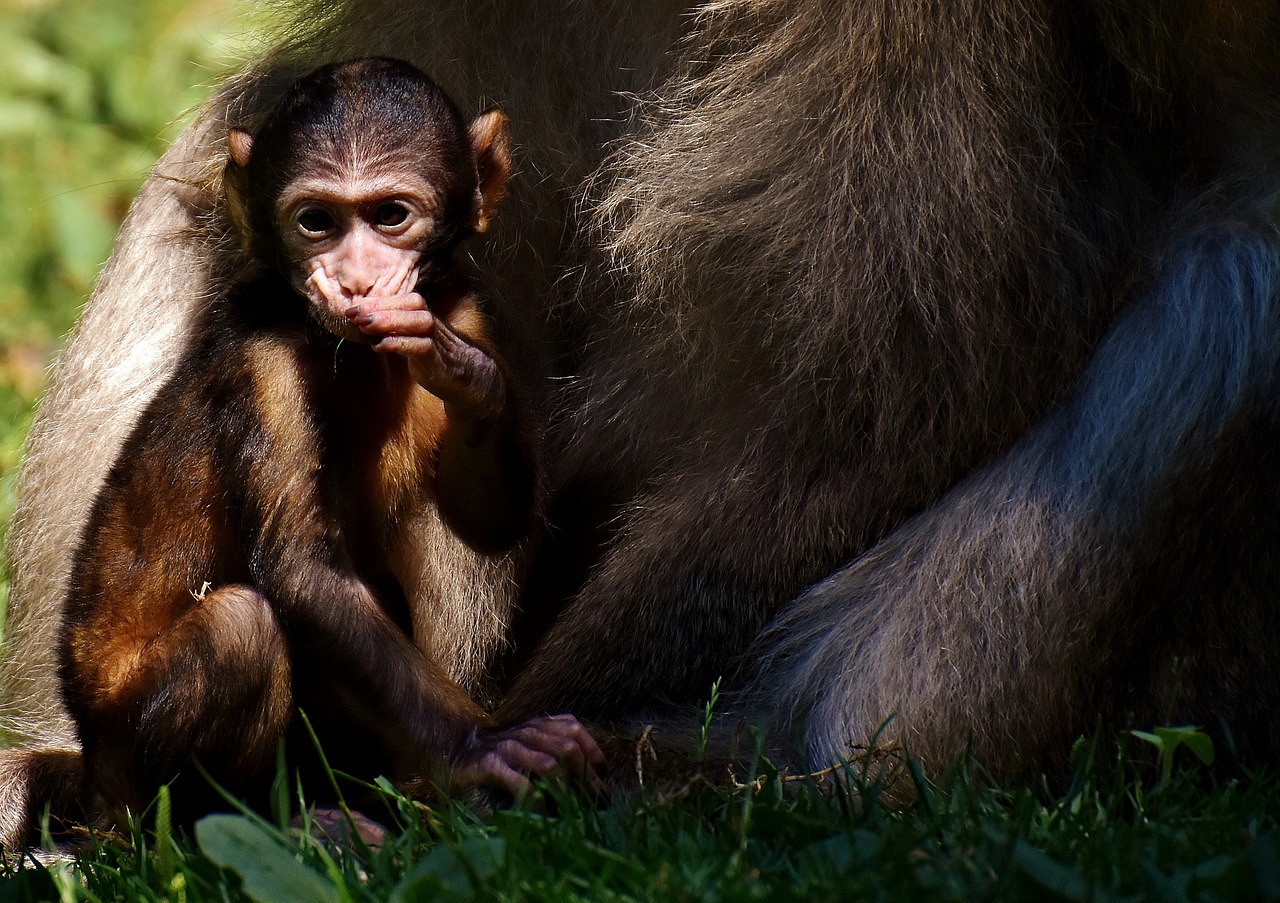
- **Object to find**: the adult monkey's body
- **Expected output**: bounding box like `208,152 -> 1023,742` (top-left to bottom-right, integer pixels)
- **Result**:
4,0 -> 1280,840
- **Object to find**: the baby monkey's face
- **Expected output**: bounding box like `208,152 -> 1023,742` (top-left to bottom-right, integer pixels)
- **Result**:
274,156 -> 445,341
223,58 -> 509,347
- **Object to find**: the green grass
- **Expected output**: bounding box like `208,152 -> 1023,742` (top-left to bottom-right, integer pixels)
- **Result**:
1,735 -> 1278,902
1,2 -> 1278,900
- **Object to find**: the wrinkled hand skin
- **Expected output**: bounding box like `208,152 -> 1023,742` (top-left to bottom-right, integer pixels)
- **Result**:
346,294 -> 506,422
297,808 -> 391,849
450,714 -> 607,798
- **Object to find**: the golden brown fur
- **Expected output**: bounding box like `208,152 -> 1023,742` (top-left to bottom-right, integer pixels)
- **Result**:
59,277 -> 510,819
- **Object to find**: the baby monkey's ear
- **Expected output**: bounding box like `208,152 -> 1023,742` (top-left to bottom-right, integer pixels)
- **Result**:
468,109 -> 510,234
227,129 -> 255,168
223,129 -> 256,252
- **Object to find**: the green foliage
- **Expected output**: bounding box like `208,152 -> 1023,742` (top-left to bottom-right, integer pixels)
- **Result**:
0,735 -> 1276,902
0,0 -> 255,558
197,815 -> 344,903
697,678 -> 721,760
1131,727 -> 1216,788
153,784 -> 179,889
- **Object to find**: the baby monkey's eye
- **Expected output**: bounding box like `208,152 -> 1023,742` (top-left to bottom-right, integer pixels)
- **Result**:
297,207 -> 335,236
374,202 -> 410,228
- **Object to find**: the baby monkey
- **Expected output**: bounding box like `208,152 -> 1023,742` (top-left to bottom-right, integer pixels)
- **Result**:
59,57 -> 602,823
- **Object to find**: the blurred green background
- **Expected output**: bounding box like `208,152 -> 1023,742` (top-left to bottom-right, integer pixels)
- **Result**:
0,0 -> 257,541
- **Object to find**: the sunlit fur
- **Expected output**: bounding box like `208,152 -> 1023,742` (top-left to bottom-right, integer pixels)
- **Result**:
3,0 -> 1280,845
3,54 -> 536,841
0,0 -> 676,761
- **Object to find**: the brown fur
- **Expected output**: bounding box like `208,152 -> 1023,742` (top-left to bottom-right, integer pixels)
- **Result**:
0,748 -> 90,847
59,280 -> 508,820
4,0 -> 1280,844
499,0 -> 1280,777
20,59 -> 582,838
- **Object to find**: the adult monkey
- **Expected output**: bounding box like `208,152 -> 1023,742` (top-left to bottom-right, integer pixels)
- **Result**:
4,0 -> 1280,835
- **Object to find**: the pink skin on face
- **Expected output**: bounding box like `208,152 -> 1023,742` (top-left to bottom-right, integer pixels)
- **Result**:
303,221 -> 422,322
280,175 -> 498,413
278,165 -> 436,337
285,189 -> 505,418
